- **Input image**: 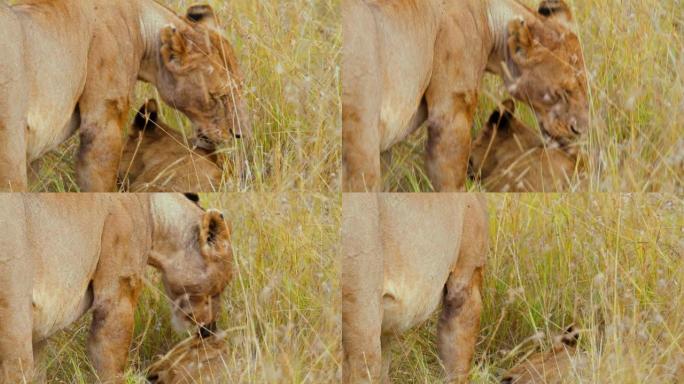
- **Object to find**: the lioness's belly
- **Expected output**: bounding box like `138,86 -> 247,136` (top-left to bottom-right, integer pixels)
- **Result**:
382,267 -> 451,334
371,3 -> 439,151
15,5 -> 91,160
25,196 -> 106,341
376,195 -> 466,334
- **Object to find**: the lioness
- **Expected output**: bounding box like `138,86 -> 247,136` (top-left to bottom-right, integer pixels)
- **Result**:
146,330 -> 229,384
0,193 -> 232,383
342,0 -> 588,191
470,100 -> 579,192
119,99 -> 223,192
501,327 -> 584,384
342,194 -> 488,383
0,1 -> 250,191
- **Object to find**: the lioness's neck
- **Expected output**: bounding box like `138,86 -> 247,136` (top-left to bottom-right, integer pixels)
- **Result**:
485,0 -> 538,80
149,194 -> 202,254
138,0 -> 182,84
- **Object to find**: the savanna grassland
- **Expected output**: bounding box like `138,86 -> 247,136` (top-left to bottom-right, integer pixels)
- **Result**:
382,0 -> 684,192
387,194 -> 684,383
42,193 -> 340,383
30,0 -> 341,193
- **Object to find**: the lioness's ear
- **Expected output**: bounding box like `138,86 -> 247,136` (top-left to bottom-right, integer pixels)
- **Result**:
186,4 -> 218,30
160,26 -> 193,74
507,19 -> 534,64
538,0 -> 573,24
132,99 -> 159,132
199,209 -> 231,260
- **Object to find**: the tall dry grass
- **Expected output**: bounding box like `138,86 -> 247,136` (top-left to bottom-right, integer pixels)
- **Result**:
382,0 -> 683,192
42,193 -> 340,383
30,0 -> 340,193
388,194 -> 683,383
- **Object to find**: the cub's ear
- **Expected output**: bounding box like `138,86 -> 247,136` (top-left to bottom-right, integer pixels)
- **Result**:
199,209 -> 231,260
132,99 -> 159,132
538,0 -> 573,25
558,325 -> 580,347
487,100 -> 515,132
186,4 -> 218,30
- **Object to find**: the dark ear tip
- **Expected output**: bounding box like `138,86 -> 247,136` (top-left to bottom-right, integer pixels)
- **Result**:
538,6 -> 552,16
187,4 -> 214,22
184,193 -> 200,203
487,110 -> 502,126
561,325 -> 580,346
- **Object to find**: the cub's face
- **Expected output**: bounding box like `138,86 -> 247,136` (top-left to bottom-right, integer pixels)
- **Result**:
501,326 -> 581,384
470,100 -> 537,179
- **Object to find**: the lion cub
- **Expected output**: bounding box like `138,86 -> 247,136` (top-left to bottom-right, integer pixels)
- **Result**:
146,330 -> 229,384
119,99 -> 223,192
501,327 -> 584,384
470,100 -> 579,192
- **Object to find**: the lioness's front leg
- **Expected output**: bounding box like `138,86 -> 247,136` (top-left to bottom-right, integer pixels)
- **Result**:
438,267 -> 483,384
88,293 -> 138,383
87,214 -> 145,383
437,199 -> 487,383
424,25 -> 479,192
424,88 -> 477,192
76,100 -> 128,192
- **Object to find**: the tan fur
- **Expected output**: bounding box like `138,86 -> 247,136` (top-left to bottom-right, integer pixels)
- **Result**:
501,327 -> 584,384
342,0 -> 587,191
119,100 -> 223,192
0,194 -> 232,383
0,1 -> 249,192
146,331 -> 229,384
470,100 -> 579,192
342,194 -> 488,383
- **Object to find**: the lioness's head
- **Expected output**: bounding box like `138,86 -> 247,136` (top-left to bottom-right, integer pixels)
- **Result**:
501,326 -> 581,384
506,0 -> 588,141
149,194 -> 233,333
157,5 -> 251,145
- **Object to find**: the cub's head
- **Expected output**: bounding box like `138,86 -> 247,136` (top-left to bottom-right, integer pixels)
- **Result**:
157,5 -> 251,145
146,330 -> 229,384
149,194 -> 233,334
500,326 -> 581,384
470,100 -> 538,179
506,0 -> 588,142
